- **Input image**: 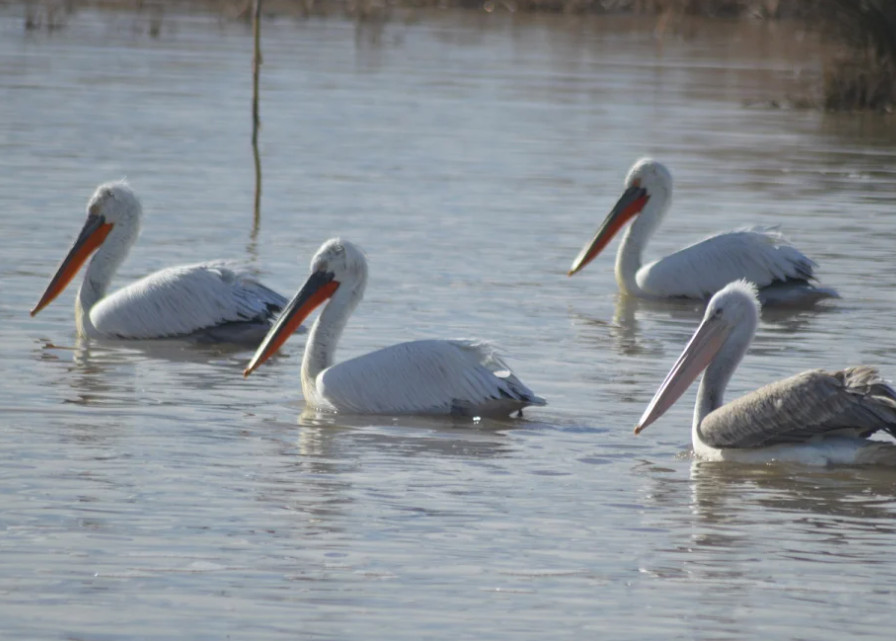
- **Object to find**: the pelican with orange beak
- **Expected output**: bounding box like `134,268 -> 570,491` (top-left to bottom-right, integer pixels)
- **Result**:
635,280 -> 896,465
243,238 -> 545,417
31,181 -> 287,342
568,159 -> 838,306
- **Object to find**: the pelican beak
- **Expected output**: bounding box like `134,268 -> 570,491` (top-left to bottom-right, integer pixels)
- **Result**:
568,184 -> 648,276
634,315 -> 729,434
243,269 -> 340,377
30,214 -> 114,316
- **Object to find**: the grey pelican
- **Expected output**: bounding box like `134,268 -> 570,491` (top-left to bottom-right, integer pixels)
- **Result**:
636,280 -> 896,465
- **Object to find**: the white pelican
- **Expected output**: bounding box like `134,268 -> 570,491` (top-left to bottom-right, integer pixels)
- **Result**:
243,238 -> 546,417
568,158 -> 838,306
31,181 -> 288,342
635,280 -> 896,466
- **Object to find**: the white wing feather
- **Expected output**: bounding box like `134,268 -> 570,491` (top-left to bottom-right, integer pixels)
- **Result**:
90,261 -> 285,339
316,339 -> 545,416
637,227 -> 816,299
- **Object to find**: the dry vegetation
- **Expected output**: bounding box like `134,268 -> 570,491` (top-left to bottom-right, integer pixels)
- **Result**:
10,0 -> 820,20
816,0 -> 896,111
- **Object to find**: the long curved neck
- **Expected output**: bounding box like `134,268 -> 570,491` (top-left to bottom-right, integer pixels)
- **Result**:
614,194 -> 668,296
614,225 -> 646,296
300,283 -> 362,402
692,323 -> 754,447
75,226 -> 135,337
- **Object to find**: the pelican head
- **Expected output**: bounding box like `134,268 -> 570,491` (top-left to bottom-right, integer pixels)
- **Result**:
634,279 -> 760,434
244,238 -> 367,377
568,158 -> 673,276
308,238 -> 368,296
87,181 -> 142,226
31,181 -> 142,316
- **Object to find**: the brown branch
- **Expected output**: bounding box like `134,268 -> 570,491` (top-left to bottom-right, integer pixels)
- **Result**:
251,0 -> 262,236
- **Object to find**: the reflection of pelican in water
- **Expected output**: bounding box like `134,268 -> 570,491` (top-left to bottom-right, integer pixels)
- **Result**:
569,295 -> 700,360
295,416 -> 518,461
689,459 -> 896,524
245,238 -> 545,418
577,284 -> 827,362
609,294 -> 703,357
636,280 -> 896,466
31,181 -> 287,343
50,337 -> 250,407
568,158 -> 838,306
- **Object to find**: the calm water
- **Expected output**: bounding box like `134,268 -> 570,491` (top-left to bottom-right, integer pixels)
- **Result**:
2,4 -> 896,639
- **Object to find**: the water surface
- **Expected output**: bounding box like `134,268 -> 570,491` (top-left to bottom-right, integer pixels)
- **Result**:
2,6 -> 896,639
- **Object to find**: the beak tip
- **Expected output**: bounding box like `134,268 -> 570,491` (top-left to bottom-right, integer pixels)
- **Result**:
243,368 -> 252,378
633,424 -> 643,435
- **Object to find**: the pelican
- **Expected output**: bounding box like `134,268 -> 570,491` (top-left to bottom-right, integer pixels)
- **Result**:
243,238 -> 545,417
567,158 -> 838,306
31,181 -> 287,342
635,280 -> 896,465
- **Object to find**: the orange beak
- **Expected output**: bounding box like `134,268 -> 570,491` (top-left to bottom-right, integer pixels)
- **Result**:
243,270 -> 340,377
30,214 -> 114,316
568,185 -> 648,276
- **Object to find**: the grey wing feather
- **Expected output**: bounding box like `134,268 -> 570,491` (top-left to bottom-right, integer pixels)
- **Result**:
700,367 -> 896,448
755,280 -> 840,307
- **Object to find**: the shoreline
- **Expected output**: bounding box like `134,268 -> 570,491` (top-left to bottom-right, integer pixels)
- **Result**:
14,0 -> 820,20
12,0 -> 895,111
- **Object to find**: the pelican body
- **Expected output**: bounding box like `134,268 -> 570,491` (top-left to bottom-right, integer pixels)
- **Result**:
568,159 -> 838,306
31,181 -> 287,343
635,280 -> 896,465
244,238 -> 545,418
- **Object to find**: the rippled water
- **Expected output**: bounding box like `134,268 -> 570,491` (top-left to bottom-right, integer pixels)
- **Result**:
2,5 -> 896,639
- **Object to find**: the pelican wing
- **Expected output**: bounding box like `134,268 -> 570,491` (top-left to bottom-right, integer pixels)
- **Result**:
90,261 -> 285,340
637,227 -> 818,299
700,367 -> 896,448
317,339 -> 545,417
